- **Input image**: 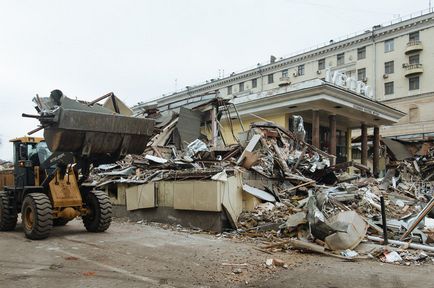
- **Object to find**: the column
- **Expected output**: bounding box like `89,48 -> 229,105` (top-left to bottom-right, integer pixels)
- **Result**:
312,110 -> 320,149
346,128 -> 352,162
361,123 -> 368,166
328,114 -> 336,156
373,126 -> 380,177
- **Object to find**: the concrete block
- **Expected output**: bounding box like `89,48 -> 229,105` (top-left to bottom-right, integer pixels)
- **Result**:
173,180 -> 222,212
157,181 -> 174,207
173,182 -> 195,210
194,181 -> 221,211
126,183 -> 155,211
221,174 -> 244,227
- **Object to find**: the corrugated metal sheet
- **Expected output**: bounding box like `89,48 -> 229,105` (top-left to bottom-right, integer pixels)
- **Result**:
382,137 -> 412,160
175,107 -> 202,149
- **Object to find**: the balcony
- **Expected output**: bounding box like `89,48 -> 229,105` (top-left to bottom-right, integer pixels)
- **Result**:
278,76 -> 291,86
403,63 -> 423,77
405,40 -> 423,54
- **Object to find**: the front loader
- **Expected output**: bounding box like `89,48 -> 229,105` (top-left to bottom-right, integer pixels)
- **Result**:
0,90 -> 154,240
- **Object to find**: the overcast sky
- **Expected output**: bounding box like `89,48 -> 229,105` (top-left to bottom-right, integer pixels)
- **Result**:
0,0 -> 430,160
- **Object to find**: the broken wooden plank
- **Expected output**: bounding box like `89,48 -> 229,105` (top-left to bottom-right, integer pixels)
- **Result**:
261,240 -> 291,249
288,239 -> 355,260
272,143 -> 291,176
282,180 -> 316,193
151,146 -> 163,158
400,198 -> 434,240
253,247 -> 273,255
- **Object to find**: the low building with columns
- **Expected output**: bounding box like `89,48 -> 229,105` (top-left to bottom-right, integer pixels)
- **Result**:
220,79 -> 404,176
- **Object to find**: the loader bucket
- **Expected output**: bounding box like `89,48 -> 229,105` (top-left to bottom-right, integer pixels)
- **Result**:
44,108 -> 154,157
36,91 -> 154,159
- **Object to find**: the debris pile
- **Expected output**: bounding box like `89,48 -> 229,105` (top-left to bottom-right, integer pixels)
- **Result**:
87,108 -> 434,265
235,140 -> 434,265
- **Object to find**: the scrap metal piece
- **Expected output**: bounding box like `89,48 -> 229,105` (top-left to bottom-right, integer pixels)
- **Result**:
324,211 -> 368,251
185,139 -> 209,158
145,154 -> 168,164
242,184 -> 276,202
382,137 -> 412,161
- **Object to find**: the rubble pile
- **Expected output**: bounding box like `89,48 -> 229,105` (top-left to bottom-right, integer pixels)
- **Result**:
87,110 -> 434,265
235,144 -> 434,265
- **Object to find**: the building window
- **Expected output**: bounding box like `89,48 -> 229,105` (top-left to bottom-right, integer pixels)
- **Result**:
252,78 -> 257,88
318,58 -> 325,70
297,64 -> 305,76
384,39 -> 394,52
239,82 -> 244,92
357,47 -> 366,60
227,86 -> 232,95
409,31 -> 420,41
409,54 -> 420,64
384,61 -> 394,74
357,68 -> 366,81
267,74 -> 274,84
282,69 -> 288,77
384,82 -> 394,95
337,53 -> 345,65
409,76 -> 420,90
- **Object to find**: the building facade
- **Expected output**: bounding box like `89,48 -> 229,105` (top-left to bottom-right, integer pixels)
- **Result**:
134,11 -> 434,144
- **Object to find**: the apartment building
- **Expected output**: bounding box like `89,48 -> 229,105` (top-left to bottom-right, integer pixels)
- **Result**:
134,10 -> 433,143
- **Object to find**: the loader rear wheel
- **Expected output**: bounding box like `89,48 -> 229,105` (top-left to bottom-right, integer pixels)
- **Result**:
21,193 -> 53,240
0,191 -> 17,231
83,191 -> 112,232
53,218 -> 70,226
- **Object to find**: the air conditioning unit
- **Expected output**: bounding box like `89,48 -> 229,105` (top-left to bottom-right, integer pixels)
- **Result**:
383,74 -> 389,79
316,70 -> 322,75
279,77 -> 291,86
363,77 -> 368,83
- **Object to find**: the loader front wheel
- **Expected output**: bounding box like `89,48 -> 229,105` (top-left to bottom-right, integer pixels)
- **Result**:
21,193 -> 53,240
83,191 -> 112,232
0,191 -> 17,231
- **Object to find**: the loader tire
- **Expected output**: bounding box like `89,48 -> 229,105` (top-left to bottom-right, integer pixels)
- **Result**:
53,217 -> 70,226
0,191 -> 17,231
22,193 -> 53,240
83,191 -> 112,232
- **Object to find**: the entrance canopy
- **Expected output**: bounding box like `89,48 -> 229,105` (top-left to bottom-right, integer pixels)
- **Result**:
231,79 -> 405,129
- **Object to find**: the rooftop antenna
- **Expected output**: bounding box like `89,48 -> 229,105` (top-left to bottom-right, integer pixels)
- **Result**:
174,78 -> 178,92
430,0 -> 432,12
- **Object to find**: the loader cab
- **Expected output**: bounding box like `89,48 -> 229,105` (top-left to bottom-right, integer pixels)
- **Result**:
10,137 -> 47,188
